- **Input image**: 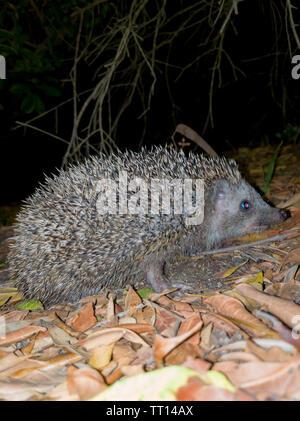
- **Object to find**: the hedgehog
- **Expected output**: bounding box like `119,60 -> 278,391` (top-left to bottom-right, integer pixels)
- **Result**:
8,146 -> 287,307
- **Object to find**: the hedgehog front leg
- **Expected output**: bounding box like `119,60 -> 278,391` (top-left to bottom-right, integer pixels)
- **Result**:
146,261 -> 188,292
146,261 -> 171,291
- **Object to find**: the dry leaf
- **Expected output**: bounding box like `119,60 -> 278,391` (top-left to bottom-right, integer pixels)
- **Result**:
89,343 -> 115,370
177,313 -> 201,346
236,283 -> 300,328
204,294 -> 269,336
77,327 -> 150,351
214,356 -> 300,399
71,302 -> 98,332
154,321 -> 203,366
124,287 -> 142,309
72,367 -> 106,400
0,325 -> 46,346
176,377 -> 252,401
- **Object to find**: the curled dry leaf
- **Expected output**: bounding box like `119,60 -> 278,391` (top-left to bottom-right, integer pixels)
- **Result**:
201,312 -> 242,337
147,288 -> 179,302
0,325 -> 46,346
22,337 -> 35,355
115,323 -> 153,334
217,351 -> 261,363
246,340 -> 295,362
253,310 -> 300,350
204,294 -> 269,337
88,343 -> 115,370
71,366 -> 106,400
236,283 -> 300,328
76,327 -> 150,352
40,352 -> 83,371
154,321 -> 203,366
46,381 -> 78,401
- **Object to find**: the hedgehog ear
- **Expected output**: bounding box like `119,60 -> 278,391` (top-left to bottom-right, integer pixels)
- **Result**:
211,179 -> 231,209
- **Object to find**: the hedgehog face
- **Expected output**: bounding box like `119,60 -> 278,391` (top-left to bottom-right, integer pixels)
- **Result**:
204,179 -> 287,248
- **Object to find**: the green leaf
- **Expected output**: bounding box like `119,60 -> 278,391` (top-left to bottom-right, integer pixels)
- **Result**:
20,93 -> 36,113
9,83 -> 30,96
15,299 -> 44,310
137,288 -> 154,299
33,94 -> 46,114
261,141 -> 283,193
90,366 -> 235,401
21,93 -> 45,114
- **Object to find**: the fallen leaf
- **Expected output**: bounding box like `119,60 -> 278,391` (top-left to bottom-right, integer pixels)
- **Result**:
204,294 -> 269,336
15,300 -> 44,311
71,302 -> 97,332
72,367 -> 106,400
214,355 -> 300,399
90,366 -> 235,401
0,325 -> 46,346
154,321 -> 203,366
236,283 -> 300,328
77,327 -> 150,351
88,343 -> 115,370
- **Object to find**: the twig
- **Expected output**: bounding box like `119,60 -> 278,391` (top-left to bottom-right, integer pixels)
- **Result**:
173,124 -> 218,157
15,121 -> 69,145
286,0 -> 300,50
197,231 -> 300,256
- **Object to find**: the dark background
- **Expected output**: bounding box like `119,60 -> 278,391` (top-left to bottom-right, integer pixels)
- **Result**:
0,0 -> 299,205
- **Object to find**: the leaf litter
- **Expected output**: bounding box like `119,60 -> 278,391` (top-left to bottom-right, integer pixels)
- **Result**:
0,143 -> 299,401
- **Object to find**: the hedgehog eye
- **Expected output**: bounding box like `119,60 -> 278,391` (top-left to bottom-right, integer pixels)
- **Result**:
240,200 -> 250,211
